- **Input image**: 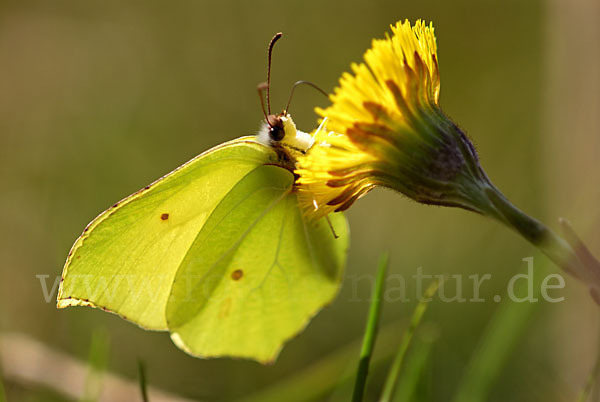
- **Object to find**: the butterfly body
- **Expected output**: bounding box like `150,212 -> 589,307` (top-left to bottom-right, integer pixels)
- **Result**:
257,113 -> 315,169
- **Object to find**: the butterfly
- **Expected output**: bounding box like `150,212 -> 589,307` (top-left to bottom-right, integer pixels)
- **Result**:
56,33 -> 349,363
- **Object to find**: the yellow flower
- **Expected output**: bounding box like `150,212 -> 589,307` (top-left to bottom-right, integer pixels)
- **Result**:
294,19 -> 600,307
296,20 -> 487,219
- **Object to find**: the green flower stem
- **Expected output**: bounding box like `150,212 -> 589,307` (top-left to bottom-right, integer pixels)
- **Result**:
447,123 -> 600,295
481,183 -> 598,291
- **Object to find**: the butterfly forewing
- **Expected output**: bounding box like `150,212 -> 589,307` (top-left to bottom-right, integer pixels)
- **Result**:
57,138 -> 278,330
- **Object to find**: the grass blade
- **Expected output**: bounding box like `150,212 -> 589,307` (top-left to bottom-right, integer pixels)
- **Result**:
0,367 -> 6,402
351,252 -> 389,402
577,321 -> 600,402
239,323 -> 405,402
451,256 -> 549,402
81,328 -> 110,402
392,331 -> 436,402
138,360 -> 149,402
380,280 -> 440,402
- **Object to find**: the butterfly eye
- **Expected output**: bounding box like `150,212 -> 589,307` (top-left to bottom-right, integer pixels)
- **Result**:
269,125 -> 285,141
266,114 -> 285,142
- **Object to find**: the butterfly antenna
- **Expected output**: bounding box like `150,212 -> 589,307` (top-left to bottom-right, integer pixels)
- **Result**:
257,82 -> 270,126
266,32 -> 283,116
284,80 -> 328,114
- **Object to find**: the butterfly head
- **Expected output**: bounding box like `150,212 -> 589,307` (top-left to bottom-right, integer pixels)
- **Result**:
258,112 -> 313,153
266,113 -> 287,142
255,33 -> 315,167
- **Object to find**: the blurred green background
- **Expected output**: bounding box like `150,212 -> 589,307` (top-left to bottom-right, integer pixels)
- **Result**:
1,0 -> 599,401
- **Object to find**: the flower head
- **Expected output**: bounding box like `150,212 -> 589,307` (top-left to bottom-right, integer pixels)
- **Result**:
295,19 -> 600,308
296,20 -> 490,219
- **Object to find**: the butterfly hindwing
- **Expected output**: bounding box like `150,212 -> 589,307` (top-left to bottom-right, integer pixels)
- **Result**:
166,165 -> 348,363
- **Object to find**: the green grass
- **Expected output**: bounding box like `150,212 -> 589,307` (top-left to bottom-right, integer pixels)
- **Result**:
138,360 -> 149,402
452,255 -> 550,402
0,370 -> 6,402
82,328 -> 110,402
380,280 -> 440,402
392,333 -> 435,402
351,252 -> 389,402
